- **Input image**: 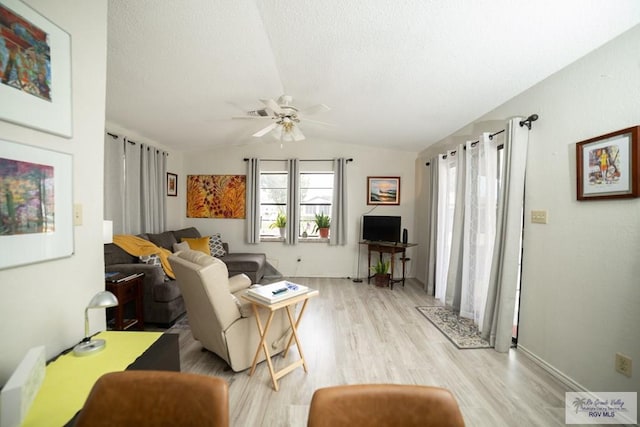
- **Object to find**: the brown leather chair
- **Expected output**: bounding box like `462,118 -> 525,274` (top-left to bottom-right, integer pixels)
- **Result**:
307,384 -> 465,427
74,371 -> 229,427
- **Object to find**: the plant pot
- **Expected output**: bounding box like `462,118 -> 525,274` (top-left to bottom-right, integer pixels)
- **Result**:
278,227 -> 285,238
319,227 -> 329,238
374,273 -> 390,287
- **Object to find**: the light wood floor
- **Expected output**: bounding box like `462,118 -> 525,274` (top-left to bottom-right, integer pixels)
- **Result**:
166,277 -> 572,427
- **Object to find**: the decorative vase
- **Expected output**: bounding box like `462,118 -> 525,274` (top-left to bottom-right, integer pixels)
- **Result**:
279,227 -> 285,238
319,227 -> 329,238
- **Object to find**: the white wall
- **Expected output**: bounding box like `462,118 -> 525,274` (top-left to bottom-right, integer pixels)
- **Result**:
182,140 -> 418,278
0,1 -> 108,385
416,25 -> 640,392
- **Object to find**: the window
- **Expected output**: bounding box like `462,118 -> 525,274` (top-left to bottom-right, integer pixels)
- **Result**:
259,172 -> 287,237
300,172 -> 333,237
258,169 -> 334,239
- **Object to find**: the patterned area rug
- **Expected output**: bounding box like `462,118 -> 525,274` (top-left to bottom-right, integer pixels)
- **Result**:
416,306 -> 492,349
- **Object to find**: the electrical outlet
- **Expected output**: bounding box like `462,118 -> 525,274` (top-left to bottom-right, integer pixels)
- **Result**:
615,353 -> 632,377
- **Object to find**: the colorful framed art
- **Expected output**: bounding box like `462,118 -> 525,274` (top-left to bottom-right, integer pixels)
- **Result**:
186,175 -> 246,218
576,126 -> 640,200
0,139 -> 74,269
167,173 -> 177,197
0,0 -> 72,137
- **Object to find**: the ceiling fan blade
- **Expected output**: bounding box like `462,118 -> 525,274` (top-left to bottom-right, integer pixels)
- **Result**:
302,118 -> 335,127
291,126 -> 306,141
253,122 -> 279,137
260,98 -> 283,115
232,115 -> 272,120
299,103 -> 330,116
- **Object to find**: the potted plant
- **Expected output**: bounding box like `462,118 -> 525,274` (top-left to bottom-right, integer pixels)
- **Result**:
269,212 -> 287,238
313,213 -> 331,238
370,259 -> 390,287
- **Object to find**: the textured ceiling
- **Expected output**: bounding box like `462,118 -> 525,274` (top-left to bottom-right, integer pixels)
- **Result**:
106,1 -> 640,152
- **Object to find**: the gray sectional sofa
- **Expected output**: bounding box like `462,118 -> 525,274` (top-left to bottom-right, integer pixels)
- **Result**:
104,227 -> 267,325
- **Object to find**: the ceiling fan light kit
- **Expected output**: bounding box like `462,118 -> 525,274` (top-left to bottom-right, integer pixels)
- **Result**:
235,95 -> 330,142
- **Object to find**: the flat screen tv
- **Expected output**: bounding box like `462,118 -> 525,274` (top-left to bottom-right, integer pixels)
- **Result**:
362,215 -> 401,243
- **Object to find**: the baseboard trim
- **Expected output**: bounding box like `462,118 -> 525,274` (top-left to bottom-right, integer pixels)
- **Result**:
518,344 -> 588,392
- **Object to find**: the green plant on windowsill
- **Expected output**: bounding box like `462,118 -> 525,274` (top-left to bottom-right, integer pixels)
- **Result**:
269,212 -> 287,229
312,213 -> 331,238
312,213 -> 330,232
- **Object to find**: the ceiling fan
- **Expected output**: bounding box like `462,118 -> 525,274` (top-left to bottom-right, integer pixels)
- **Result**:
233,95 -> 331,142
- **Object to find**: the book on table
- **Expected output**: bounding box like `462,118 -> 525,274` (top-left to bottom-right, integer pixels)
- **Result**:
105,272 -> 144,283
246,281 -> 308,304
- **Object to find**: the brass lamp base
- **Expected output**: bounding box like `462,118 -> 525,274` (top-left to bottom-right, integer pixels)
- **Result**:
73,339 -> 107,356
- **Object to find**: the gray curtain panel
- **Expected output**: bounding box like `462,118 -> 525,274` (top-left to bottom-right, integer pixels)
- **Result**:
124,139 -> 142,234
425,155 -> 439,295
104,132 -> 125,234
482,117 -> 529,352
285,159 -> 299,245
140,144 -> 166,234
330,158 -> 348,246
246,158 -> 261,244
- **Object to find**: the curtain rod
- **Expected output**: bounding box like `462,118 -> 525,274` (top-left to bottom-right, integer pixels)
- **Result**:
244,158 -> 353,162
106,131 -> 169,155
425,114 -> 539,165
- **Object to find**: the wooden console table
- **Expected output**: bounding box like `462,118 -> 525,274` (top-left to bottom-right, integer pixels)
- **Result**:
361,241 -> 417,289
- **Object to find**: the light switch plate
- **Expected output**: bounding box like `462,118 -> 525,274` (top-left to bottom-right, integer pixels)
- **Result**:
531,210 -> 548,224
73,204 -> 82,225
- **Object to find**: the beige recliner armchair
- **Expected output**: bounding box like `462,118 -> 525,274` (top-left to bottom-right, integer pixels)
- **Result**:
168,250 -> 291,372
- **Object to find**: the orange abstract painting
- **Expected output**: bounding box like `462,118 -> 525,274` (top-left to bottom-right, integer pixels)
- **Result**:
186,175 -> 246,218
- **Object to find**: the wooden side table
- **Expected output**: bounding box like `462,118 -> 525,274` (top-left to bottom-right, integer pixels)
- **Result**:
241,288 -> 319,391
106,273 -> 144,330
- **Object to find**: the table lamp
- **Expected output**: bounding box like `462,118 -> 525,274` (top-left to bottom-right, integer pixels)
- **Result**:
73,291 -> 119,356
103,220 -> 113,244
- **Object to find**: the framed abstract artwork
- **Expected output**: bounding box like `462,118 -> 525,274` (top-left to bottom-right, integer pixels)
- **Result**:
0,0 -> 72,137
576,126 -> 640,200
367,176 -> 400,205
167,172 -> 177,196
186,175 -> 246,218
0,139 -> 73,269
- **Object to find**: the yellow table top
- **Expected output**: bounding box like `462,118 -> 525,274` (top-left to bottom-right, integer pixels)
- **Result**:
22,331 -> 162,427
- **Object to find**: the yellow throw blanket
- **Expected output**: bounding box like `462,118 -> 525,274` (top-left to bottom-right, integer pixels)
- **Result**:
112,235 -> 175,279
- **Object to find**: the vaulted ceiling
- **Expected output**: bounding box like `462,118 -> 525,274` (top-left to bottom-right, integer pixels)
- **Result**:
106,1 -> 640,152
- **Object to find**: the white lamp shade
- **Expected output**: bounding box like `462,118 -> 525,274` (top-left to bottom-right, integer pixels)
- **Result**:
103,220 -> 113,244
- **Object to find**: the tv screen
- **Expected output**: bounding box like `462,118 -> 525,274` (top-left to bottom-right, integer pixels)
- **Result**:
362,215 -> 401,242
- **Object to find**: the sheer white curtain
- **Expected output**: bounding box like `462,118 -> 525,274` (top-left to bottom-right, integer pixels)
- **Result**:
459,133 -> 498,330
434,146 -> 462,301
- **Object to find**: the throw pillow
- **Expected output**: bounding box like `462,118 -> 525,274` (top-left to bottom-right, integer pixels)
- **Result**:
181,236 -> 211,255
208,234 -> 226,258
138,253 -> 161,267
172,241 -> 190,253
